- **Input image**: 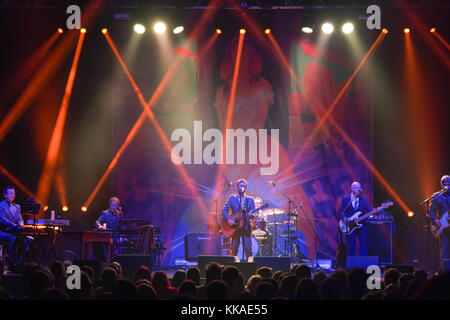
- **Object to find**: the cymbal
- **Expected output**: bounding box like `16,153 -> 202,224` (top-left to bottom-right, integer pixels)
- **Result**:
266,222 -> 285,226
260,208 -> 285,216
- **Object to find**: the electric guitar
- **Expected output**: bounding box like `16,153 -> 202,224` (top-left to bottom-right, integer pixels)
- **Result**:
221,203 -> 269,238
339,201 -> 393,235
431,211 -> 450,238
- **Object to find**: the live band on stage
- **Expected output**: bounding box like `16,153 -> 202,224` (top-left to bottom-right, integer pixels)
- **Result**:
0,175 -> 449,272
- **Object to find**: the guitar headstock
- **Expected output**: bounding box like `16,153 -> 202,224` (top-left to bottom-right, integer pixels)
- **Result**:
377,201 -> 394,212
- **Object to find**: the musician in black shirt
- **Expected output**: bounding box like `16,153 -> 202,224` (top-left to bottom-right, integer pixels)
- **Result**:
429,175 -> 450,261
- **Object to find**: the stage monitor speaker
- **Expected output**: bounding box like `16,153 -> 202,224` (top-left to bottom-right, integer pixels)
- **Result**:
346,256 -> 379,269
440,259 -> 450,273
197,255 -> 236,277
112,254 -> 153,278
184,233 -> 221,261
386,265 -> 414,274
231,262 -> 257,281
73,259 -> 104,280
367,220 -> 394,265
251,256 -> 291,272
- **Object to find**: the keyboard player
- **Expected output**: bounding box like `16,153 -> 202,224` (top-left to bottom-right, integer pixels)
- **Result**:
93,196 -> 122,261
0,186 -> 32,271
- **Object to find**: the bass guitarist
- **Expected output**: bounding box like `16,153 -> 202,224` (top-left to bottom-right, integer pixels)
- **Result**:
339,181 -> 376,256
222,179 -> 255,259
429,175 -> 450,261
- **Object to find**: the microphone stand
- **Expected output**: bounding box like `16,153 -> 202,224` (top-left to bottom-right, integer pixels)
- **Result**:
418,191 -> 442,272
272,184 -> 321,267
213,184 -> 231,234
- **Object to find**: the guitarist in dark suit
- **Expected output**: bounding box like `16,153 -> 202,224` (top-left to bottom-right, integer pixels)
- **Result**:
222,179 -> 255,259
429,175 -> 450,261
339,181 -> 373,256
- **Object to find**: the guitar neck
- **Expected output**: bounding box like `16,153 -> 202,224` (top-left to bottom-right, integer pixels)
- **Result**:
355,208 -> 378,223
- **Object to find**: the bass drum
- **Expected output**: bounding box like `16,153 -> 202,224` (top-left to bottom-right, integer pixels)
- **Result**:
237,236 -> 259,260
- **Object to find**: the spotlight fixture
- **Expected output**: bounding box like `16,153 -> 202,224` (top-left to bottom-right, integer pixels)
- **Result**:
264,28 -> 271,34
81,206 -> 87,212
404,28 -> 410,34
62,206 -> 69,212
80,28 -> 86,33
240,28 -> 246,34
216,28 -> 222,35
173,26 -> 184,34
134,24 -> 145,34
430,27 -> 436,33
101,28 -> 108,34
301,27 -> 313,34
153,22 -> 167,34
382,28 -> 388,34
408,211 -> 414,217
43,205 -> 49,211
321,23 -> 334,34
57,28 -> 64,34
341,22 -> 354,34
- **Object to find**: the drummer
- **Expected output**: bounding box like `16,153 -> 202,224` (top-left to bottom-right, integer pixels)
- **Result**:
252,197 -> 265,231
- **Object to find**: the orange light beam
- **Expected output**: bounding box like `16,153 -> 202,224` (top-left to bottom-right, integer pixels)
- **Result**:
84,0 -> 222,209
105,32 -> 205,206
403,30 -> 440,198
397,0 -> 450,69
0,165 -> 36,199
36,31 -> 86,207
292,31 -> 387,164
197,32 -> 219,58
211,31 -> 245,194
83,112 -> 147,209
0,0 -> 107,143
431,31 -> 450,51
5,31 -> 61,94
54,165 -> 68,208
0,32 -> 79,143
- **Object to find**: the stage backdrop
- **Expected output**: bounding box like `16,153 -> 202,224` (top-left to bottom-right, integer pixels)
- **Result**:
110,15 -> 373,266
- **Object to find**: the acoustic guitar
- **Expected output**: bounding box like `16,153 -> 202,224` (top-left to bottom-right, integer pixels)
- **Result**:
221,203 -> 269,238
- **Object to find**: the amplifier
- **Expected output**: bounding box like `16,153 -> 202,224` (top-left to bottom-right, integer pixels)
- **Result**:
184,233 -> 221,261
366,220 -> 394,265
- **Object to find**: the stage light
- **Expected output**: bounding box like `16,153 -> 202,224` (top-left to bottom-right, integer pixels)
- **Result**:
62,206 -> 68,212
216,28 -> 222,35
404,28 -> 410,34
80,28 -> 86,33
57,28 -> 63,34
43,205 -> 48,211
173,26 -> 184,34
321,23 -> 334,34
382,28 -> 388,34
153,22 -> 167,34
134,24 -> 145,34
408,211 -> 414,217
301,27 -> 313,34
81,206 -> 87,212
342,22 -> 354,34
264,28 -> 271,34
240,28 -> 246,34
430,27 -> 436,33
101,28 -> 108,34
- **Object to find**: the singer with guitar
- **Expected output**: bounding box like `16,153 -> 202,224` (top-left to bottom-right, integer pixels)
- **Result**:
222,179 -> 256,260
429,175 -> 450,261
339,182 -> 385,256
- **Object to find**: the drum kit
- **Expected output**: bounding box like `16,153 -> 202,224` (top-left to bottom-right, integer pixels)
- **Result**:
234,207 -> 304,259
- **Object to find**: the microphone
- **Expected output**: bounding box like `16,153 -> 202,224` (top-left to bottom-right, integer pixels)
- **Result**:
226,181 -> 233,188
269,180 -> 276,187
